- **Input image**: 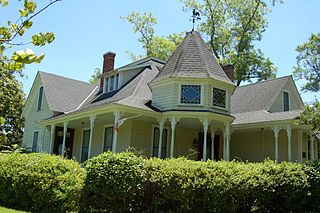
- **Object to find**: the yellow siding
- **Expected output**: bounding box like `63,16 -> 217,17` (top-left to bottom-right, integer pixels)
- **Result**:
22,78 -> 53,152
130,120 -> 153,157
175,127 -> 198,160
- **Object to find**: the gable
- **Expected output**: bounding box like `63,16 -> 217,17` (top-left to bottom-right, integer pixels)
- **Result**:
269,76 -> 304,112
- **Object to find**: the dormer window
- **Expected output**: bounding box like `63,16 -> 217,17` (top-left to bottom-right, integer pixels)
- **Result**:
104,73 -> 120,93
283,91 -> 290,111
109,75 -> 115,91
212,87 -> 226,109
180,85 -> 201,105
37,86 -> 43,111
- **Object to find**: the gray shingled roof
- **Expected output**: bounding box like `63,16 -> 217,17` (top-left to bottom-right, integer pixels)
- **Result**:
39,71 -> 97,113
151,31 -> 233,84
231,76 -> 290,114
232,110 -> 302,125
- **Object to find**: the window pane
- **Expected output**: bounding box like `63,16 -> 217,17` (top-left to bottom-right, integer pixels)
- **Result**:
283,91 -> 289,111
212,87 -> 226,108
180,85 -> 201,104
104,77 -> 108,92
104,127 -> 113,152
115,74 -> 119,89
37,87 -> 43,111
32,131 -> 39,152
152,128 -> 160,157
81,130 -> 90,162
109,75 -> 115,91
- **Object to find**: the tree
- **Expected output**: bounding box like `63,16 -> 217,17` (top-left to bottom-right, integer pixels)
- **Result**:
293,33 -> 320,92
89,68 -> 102,84
123,12 -> 184,61
297,101 -> 320,133
0,0 -> 60,149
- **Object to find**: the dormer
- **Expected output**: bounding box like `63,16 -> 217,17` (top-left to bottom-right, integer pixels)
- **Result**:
149,31 -> 236,115
99,52 -> 121,93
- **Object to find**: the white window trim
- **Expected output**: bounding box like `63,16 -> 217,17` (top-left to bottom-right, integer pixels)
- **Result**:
282,90 -> 290,111
101,124 -> 114,153
80,127 -> 90,162
103,72 -> 122,93
178,83 -> 204,106
211,86 -> 228,111
31,130 -> 39,152
150,124 -> 170,157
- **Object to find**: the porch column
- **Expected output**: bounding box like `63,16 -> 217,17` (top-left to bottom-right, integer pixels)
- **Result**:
61,121 -> 68,156
88,115 -> 95,158
272,126 -> 280,162
39,125 -> 44,152
310,134 -> 315,161
286,126 -> 292,162
315,141 -> 319,160
211,126 -> 217,160
297,129 -> 303,162
223,123 -> 230,161
306,134 -> 309,161
49,124 -> 55,154
112,111 -> 120,153
201,118 -> 209,161
169,117 -> 179,158
158,119 -> 165,158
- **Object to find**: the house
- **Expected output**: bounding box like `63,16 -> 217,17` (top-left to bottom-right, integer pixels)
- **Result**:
22,31 -> 319,163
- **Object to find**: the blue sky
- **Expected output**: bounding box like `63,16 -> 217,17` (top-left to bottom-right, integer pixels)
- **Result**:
3,0 -> 320,103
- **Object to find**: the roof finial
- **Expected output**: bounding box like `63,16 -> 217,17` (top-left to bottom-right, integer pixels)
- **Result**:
190,9 -> 201,32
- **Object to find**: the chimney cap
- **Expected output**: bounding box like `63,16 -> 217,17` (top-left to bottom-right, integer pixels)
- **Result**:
103,51 -> 116,56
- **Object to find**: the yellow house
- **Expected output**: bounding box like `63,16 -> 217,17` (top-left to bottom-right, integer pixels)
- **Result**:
22,31 -> 319,163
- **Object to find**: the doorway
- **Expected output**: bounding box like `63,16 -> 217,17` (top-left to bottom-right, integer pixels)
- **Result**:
53,127 -> 74,159
197,132 -> 220,161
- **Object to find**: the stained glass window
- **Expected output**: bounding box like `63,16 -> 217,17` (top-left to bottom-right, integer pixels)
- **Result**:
180,85 -> 201,104
212,87 -> 226,108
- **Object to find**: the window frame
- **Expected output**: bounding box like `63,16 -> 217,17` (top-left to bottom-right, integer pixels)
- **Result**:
211,86 -> 227,110
80,128 -> 90,163
37,86 -> 43,111
178,83 -> 203,106
101,124 -> 114,152
32,130 -> 39,152
283,90 -> 290,112
150,124 -> 169,158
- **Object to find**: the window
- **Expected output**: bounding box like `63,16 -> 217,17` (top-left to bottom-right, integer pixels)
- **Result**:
32,131 -> 39,152
180,85 -> 201,104
109,75 -> 115,91
115,74 -> 119,89
81,130 -> 90,163
152,127 -> 168,159
283,91 -> 289,111
212,87 -> 226,109
103,127 -> 113,152
104,77 -> 109,92
37,87 -> 43,111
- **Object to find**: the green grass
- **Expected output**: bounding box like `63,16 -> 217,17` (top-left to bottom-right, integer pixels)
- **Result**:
0,206 -> 27,213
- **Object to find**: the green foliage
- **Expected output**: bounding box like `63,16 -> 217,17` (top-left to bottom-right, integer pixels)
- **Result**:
0,153 -> 85,212
88,67 -> 101,84
81,152 -> 318,212
293,33 -> 320,92
297,101 -> 320,132
123,12 -> 184,61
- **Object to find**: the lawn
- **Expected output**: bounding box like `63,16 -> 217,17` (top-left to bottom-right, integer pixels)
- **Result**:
0,206 -> 27,213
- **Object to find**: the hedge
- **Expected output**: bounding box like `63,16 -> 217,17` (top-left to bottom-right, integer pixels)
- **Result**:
0,153 -> 85,212
81,152 -> 320,212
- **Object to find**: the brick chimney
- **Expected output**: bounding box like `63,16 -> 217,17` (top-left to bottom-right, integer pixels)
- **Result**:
99,52 -> 116,93
222,64 -> 234,82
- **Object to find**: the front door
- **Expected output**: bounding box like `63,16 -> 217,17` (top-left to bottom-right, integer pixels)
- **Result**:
198,132 -> 220,161
53,127 -> 74,159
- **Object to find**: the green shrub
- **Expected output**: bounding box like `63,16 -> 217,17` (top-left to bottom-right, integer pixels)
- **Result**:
82,152 -> 318,212
0,153 -> 85,212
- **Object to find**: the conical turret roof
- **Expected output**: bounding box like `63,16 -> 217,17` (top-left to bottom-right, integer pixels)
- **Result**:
151,31 -> 233,85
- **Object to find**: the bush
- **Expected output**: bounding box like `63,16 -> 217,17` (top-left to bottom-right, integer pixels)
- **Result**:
0,153 -> 85,212
82,152 -> 318,212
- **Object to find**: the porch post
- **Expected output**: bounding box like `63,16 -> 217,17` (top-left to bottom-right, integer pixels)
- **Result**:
61,121 -> 68,156
297,129 -> 303,162
88,115 -> 95,158
49,124 -> 55,154
315,141 -> 318,160
169,117 -> 179,158
272,126 -> 280,162
112,111 -> 120,153
286,125 -> 292,162
211,126 -> 217,160
310,134 -> 315,161
158,119 -> 165,158
39,125 -> 44,152
223,123 -> 230,161
306,134 -> 309,161
202,118 -> 209,161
